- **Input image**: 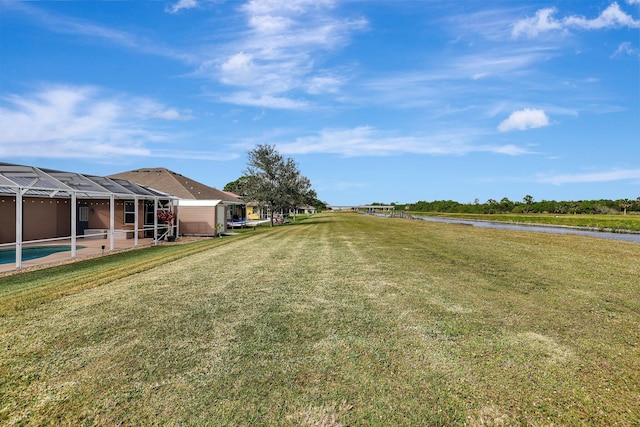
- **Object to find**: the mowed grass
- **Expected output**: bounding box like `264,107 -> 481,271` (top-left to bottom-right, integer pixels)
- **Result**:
1,213 -> 639,425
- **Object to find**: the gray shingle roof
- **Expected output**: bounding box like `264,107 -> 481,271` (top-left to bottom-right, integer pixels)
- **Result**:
108,168 -> 243,203
0,162 -> 171,199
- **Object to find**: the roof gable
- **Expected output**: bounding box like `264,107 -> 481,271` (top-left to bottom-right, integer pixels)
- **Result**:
108,168 -> 242,203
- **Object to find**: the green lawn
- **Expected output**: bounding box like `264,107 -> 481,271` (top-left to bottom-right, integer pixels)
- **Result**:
1,213 -> 639,425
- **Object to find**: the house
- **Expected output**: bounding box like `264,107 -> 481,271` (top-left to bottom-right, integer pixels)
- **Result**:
246,201 -> 268,220
0,163 -> 177,269
109,168 -> 245,236
243,201 -> 316,222
291,205 -> 317,215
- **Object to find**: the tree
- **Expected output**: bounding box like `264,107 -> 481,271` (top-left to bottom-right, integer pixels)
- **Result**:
243,144 -> 315,227
283,169 -> 316,222
499,197 -> 514,212
618,199 -> 632,215
223,176 -> 251,197
522,195 -> 535,213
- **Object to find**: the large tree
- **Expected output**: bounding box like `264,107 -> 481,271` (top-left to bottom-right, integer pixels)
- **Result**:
243,144 -> 315,227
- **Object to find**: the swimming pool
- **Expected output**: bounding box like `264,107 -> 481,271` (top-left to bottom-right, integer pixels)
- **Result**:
0,245 -> 87,265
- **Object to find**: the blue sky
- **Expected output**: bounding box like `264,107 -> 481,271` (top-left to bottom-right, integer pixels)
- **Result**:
1,0 -> 638,206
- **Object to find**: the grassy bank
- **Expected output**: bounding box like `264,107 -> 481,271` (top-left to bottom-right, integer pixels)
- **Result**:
0,235 -> 257,316
408,211 -> 640,232
1,213 -> 639,425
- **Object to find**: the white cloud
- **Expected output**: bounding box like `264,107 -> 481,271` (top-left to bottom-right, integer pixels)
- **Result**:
612,41 -> 639,57
248,14 -> 294,33
219,52 -> 257,86
512,3 -> 640,38
150,149 -> 239,161
306,75 -> 344,94
207,0 -> 367,107
498,108 -> 550,132
538,169 -> 640,185
152,108 -> 194,120
274,126 -> 531,157
444,8 -> 520,43
220,92 -> 308,109
564,3 -> 639,30
512,8 -> 564,38
0,85 -> 188,159
166,0 -> 199,14
493,144 -> 533,155
9,0 -> 362,108
454,46 -> 556,79
355,43 -> 559,111
7,1 -> 136,47
5,1 -> 195,63
240,0 -> 336,18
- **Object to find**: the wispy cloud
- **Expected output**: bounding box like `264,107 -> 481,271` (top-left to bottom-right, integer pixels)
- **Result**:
512,2 -> 640,38
4,1 -> 134,45
452,46 -> 556,80
538,169 -> 640,185
151,108 -> 194,121
4,1 -> 195,63
274,126 -> 532,157
356,43 -> 556,112
446,6 -> 529,43
612,41 -> 640,57
166,0 -> 199,14
498,108 -> 550,132
198,0 -> 367,108
150,149 -> 239,161
220,92 -> 308,109
0,85 -> 195,159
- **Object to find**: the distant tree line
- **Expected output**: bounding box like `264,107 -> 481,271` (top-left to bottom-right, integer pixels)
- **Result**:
394,196 -> 640,215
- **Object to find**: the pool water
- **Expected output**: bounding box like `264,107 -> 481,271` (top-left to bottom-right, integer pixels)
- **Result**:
0,245 -> 87,264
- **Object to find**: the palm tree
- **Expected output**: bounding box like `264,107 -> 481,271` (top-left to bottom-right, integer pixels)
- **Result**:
619,199 -> 632,215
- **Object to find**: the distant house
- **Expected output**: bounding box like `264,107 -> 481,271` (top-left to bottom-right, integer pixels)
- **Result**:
109,168 -> 245,236
292,205 -> 317,215
246,201 -> 268,220
243,202 -> 316,221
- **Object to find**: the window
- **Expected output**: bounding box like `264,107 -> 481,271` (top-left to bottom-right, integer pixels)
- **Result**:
78,206 -> 89,222
124,201 -> 135,224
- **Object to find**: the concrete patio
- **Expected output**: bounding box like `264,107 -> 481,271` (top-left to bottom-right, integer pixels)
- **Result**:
0,236 -> 158,274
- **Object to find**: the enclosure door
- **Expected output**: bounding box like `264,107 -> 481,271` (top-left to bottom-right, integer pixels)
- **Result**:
77,205 -> 89,236
216,205 -> 226,234
144,203 -> 155,238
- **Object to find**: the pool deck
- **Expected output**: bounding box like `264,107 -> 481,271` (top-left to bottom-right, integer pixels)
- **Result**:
0,236 -> 158,274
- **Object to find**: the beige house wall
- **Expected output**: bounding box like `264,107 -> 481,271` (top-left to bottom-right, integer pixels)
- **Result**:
0,197 -> 155,244
24,198 -> 71,241
0,196 -> 72,243
85,200 -> 153,238
84,201 -> 130,230
179,206 -> 217,236
0,197 -> 17,243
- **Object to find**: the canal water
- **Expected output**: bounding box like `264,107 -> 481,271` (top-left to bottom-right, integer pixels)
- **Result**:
411,215 -> 640,244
